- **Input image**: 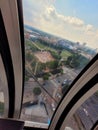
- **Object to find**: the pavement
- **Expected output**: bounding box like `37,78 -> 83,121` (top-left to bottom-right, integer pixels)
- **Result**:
25,105 -> 47,117
22,65 -> 82,125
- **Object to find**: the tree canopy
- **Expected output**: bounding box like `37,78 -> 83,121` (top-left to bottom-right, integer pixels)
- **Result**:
66,53 -> 90,69
33,87 -> 42,96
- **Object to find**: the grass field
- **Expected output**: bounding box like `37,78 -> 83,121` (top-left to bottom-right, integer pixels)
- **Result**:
25,39 -> 32,46
35,41 -> 57,52
61,50 -> 72,60
35,42 -> 46,49
25,39 -> 73,61
25,40 -> 39,52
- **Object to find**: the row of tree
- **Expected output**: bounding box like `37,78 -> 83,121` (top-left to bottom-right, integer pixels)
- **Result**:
65,53 -> 90,69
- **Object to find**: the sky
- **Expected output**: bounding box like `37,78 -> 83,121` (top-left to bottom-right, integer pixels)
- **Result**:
23,0 -> 98,49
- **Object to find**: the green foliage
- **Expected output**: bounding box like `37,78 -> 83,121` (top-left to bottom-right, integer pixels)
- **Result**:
25,40 -> 39,52
38,39 -> 64,51
79,55 -> 90,68
31,61 -> 36,68
30,55 -> 37,72
25,76 -> 29,81
66,53 -> 90,69
39,39 -> 49,46
35,41 -> 46,49
0,102 -> 4,114
43,73 -> 50,80
60,68 -> 63,74
50,51 -> 61,60
35,40 -> 57,52
33,87 -> 42,96
51,68 -> 62,75
30,45 -> 39,52
46,60 -> 59,69
43,74 -> 49,80
25,52 -> 33,62
60,50 -> 72,60
36,63 -> 46,74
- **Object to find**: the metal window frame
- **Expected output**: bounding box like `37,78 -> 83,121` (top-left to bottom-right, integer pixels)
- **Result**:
0,0 -> 23,118
0,10 -> 15,117
0,0 -> 98,130
49,55 -> 98,130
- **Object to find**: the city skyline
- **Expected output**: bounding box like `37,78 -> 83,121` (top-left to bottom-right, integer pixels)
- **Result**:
23,0 -> 98,49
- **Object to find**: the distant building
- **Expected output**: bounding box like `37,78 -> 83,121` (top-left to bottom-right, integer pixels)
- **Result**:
30,34 -> 38,41
24,32 -> 30,39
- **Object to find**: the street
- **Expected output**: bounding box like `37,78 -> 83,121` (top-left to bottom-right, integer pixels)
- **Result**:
22,66 -> 78,122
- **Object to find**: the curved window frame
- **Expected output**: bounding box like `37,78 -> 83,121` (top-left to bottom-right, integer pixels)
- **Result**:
16,1 -> 98,129
91,121 -> 98,130
0,11 -> 15,117
0,55 -> 9,117
49,54 -> 98,130
0,0 -> 24,118
0,0 -> 98,130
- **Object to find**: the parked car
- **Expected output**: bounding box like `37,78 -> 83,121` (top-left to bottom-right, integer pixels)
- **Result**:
51,103 -> 56,111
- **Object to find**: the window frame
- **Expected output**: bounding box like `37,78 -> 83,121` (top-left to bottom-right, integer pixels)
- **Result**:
0,10 -> 15,117
0,0 -> 98,130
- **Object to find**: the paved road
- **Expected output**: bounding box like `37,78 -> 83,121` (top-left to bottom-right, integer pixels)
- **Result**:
23,66 -> 98,128
42,80 -> 55,96
23,66 -> 78,123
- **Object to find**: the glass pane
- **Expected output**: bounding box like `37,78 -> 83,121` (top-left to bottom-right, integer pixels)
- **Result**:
21,0 -> 98,127
65,92 -> 98,130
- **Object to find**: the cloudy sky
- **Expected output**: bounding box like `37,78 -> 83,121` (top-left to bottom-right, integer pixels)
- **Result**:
23,0 -> 98,49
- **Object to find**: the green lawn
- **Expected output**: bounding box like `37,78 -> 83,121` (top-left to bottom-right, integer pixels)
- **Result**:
25,39 -> 72,61
25,40 -> 39,51
35,41 -> 46,49
35,41 -> 57,52
61,50 -> 72,60
25,39 -> 32,45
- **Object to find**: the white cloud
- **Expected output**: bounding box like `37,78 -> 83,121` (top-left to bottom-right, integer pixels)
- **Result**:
23,0 -> 98,49
86,24 -> 94,31
64,16 -> 84,27
95,30 -> 98,38
43,6 -> 84,27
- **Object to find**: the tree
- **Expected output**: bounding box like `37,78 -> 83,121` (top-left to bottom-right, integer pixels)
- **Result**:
60,69 -> 63,74
36,63 -> 46,74
33,87 -> 42,96
25,52 -> 32,62
30,55 -> 37,72
50,51 -> 61,60
25,76 -> 29,81
66,53 -> 90,69
70,54 -> 80,68
66,53 -> 85,69
43,73 -> 50,80
46,60 -> 59,70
